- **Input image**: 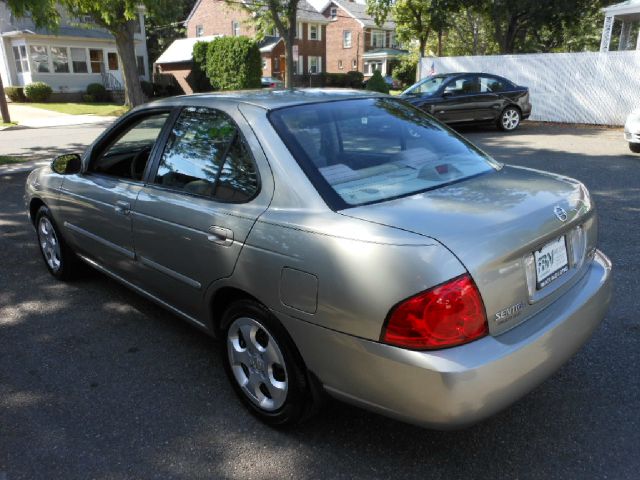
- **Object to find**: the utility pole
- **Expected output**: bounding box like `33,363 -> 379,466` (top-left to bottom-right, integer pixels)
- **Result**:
0,74 -> 10,124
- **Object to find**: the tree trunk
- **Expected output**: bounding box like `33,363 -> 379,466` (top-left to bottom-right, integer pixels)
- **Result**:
285,8 -> 296,90
114,22 -> 145,107
0,74 -> 10,124
437,30 -> 443,56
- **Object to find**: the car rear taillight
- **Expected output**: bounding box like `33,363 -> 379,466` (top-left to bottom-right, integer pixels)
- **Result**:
270,82 -> 276,88
380,274 -> 488,350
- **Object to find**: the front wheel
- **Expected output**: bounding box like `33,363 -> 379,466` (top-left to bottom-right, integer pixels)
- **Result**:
498,107 -> 521,131
35,206 -> 79,280
629,142 -> 640,154
221,300 -> 313,427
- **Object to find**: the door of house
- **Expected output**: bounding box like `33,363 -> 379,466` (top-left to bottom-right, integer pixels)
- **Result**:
106,50 -> 123,87
280,55 -> 286,81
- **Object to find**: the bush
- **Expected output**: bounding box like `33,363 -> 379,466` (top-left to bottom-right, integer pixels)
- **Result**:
82,94 -> 95,103
4,86 -> 25,102
346,71 -> 364,89
24,82 -> 53,102
365,70 -> 390,94
392,55 -> 418,88
195,36 -> 261,91
86,83 -> 108,102
140,80 -> 153,97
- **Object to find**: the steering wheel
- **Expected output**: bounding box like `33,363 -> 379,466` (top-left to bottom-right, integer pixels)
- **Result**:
130,146 -> 151,180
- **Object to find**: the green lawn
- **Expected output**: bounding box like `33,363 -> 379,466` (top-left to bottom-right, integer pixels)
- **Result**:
28,103 -> 129,117
390,89 -> 403,96
0,122 -> 17,127
0,155 -> 27,165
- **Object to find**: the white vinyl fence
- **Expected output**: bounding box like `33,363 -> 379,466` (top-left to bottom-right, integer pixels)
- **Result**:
420,51 -> 640,125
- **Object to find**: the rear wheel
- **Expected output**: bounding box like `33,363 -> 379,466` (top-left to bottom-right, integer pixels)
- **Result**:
498,107 -> 521,131
221,299 -> 312,427
629,142 -> 640,154
35,206 -> 79,280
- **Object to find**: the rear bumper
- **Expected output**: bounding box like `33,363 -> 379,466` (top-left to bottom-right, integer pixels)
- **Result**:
277,250 -> 612,429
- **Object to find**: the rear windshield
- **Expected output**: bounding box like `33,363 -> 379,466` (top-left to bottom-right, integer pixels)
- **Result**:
269,97 -> 498,209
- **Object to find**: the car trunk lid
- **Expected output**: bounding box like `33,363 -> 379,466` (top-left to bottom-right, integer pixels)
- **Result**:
341,165 -> 596,336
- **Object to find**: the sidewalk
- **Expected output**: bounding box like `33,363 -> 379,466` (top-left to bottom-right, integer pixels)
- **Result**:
3,103 -> 117,129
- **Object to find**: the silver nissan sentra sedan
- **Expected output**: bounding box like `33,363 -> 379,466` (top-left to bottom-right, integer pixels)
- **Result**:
25,89 -> 612,429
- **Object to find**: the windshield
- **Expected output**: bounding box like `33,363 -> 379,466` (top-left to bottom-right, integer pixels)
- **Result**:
269,98 -> 498,209
402,76 -> 449,96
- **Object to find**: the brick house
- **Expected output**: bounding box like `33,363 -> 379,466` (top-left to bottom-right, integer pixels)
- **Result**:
310,0 -> 404,78
183,0 -> 328,79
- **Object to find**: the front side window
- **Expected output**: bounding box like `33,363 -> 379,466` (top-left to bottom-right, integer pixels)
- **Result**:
154,107 -> 258,202
71,48 -> 88,73
90,112 -> 170,180
50,46 -> 69,73
30,45 -> 49,73
402,75 -> 449,96
343,30 -> 352,48
269,98 -> 497,208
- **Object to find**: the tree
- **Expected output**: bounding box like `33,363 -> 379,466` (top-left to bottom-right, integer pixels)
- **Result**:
229,0 -> 299,89
366,0 -> 461,58
5,0 -> 177,107
196,37 -> 261,91
1,74 -> 10,124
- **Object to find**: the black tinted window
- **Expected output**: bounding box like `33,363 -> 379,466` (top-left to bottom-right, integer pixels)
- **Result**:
155,107 -> 258,201
480,77 -> 505,92
444,76 -> 479,95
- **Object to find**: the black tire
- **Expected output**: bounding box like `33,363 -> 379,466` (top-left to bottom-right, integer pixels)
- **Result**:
35,206 -> 80,280
630,142 -> 640,154
497,106 -> 521,132
221,299 -> 313,427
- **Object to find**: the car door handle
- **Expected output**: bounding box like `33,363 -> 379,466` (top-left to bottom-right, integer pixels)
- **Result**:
114,200 -> 131,215
207,226 -> 234,246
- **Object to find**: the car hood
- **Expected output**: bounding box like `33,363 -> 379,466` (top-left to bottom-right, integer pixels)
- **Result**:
341,165 -> 596,335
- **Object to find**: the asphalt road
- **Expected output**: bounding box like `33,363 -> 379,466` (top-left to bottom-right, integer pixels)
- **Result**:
1,122 -> 639,479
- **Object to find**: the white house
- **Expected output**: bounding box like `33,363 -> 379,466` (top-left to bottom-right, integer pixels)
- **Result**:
0,3 -> 149,100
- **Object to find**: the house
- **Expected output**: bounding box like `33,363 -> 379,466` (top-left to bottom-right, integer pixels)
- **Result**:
184,0 -> 328,78
310,0 -> 404,78
0,3 -> 149,101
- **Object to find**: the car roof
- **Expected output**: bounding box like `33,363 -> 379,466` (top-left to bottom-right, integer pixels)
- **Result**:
148,88 -> 387,111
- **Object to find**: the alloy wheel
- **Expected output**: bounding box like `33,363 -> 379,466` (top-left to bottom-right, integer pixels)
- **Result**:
501,108 -> 520,131
227,316 -> 288,411
38,216 -> 61,272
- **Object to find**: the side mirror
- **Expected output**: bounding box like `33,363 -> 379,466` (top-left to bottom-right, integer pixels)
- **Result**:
51,154 -> 82,175
442,90 -> 453,98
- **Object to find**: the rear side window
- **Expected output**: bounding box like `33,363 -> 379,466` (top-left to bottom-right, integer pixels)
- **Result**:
480,77 -> 505,92
154,107 -> 258,202
269,98 -> 498,209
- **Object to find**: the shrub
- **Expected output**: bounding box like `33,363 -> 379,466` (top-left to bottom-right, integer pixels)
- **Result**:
365,70 -> 390,94
392,55 -> 418,88
324,73 -> 350,88
346,71 -> 364,89
195,36 -> 261,91
24,82 -> 53,102
82,94 -> 95,103
86,83 -> 108,102
140,80 -> 153,97
4,86 -> 25,102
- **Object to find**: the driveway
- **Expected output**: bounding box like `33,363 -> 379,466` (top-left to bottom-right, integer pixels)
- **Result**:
1,122 -> 638,479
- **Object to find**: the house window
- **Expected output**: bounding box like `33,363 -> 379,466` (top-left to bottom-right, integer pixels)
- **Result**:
262,58 -> 267,70
89,49 -> 104,73
296,22 -> 303,39
50,46 -> 70,73
371,29 -> 385,48
389,32 -> 398,49
297,56 -> 304,74
274,56 -> 280,72
352,58 -> 357,70
70,48 -> 88,73
309,24 -> 321,41
12,46 -> 29,73
343,30 -> 352,48
365,61 -> 383,75
30,45 -> 50,73
107,52 -> 119,71
232,20 -> 240,36
330,7 -> 337,20
309,56 -> 322,74
137,56 -> 146,76
195,24 -> 204,37
338,59 -> 343,70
